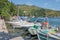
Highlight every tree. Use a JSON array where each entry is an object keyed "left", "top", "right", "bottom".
[{"left": 0, "top": 0, "right": 17, "bottom": 20}]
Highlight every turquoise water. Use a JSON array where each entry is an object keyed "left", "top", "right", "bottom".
[
  {"left": 48, "top": 18, "right": 60, "bottom": 26},
  {"left": 28, "top": 17, "right": 60, "bottom": 26}
]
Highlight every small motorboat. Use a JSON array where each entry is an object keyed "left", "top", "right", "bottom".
[
  {"left": 28, "top": 25, "right": 60, "bottom": 40},
  {"left": 28, "top": 17, "right": 60, "bottom": 40},
  {"left": 7, "top": 19, "right": 41, "bottom": 28},
  {"left": 38, "top": 29, "right": 60, "bottom": 40}
]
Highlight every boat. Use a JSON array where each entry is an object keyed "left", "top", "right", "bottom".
[
  {"left": 38, "top": 29, "right": 60, "bottom": 40},
  {"left": 7, "top": 17, "right": 41, "bottom": 28},
  {"left": 28, "top": 17, "right": 60, "bottom": 40},
  {"left": 28, "top": 24, "right": 60, "bottom": 40}
]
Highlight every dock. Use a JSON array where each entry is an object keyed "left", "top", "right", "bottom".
[{"left": 0, "top": 19, "right": 8, "bottom": 33}]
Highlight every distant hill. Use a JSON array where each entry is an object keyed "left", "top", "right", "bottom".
[
  {"left": 16, "top": 4, "right": 60, "bottom": 17},
  {"left": 0, "top": 0, "right": 60, "bottom": 20}
]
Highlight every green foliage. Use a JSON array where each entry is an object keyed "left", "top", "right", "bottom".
[
  {"left": 0, "top": 0, "right": 16, "bottom": 20},
  {"left": 0, "top": 0, "right": 60, "bottom": 21},
  {"left": 16, "top": 5, "right": 60, "bottom": 17}
]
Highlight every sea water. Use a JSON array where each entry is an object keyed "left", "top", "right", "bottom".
[
  {"left": 28, "top": 17, "right": 60, "bottom": 26},
  {"left": 48, "top": 17, "right": 60, "bottom": 26}
]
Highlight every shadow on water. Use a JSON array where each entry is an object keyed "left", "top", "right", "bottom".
[
  {"left": 0, "top": 32, "right": 11, "bottom": 40},
  {"left": 0, "top": 31, "right": 23, "bottom": 40},
  {"left": 1, "top": 29, "right": 59, "bottom": 40},
  {"left": 0, "top": 28, "right": 32, "bottom": 40}
]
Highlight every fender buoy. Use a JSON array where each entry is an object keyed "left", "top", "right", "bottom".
[{"left": 43, "top": 22, "right": 48, "bottom": 26}]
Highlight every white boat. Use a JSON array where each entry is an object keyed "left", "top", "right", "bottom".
[
  {"left": 7, "top": 19, "right": 41, "bottom": 28},
  {"left": 38, "top": 30, "right": 60, "bottom": 40},
  {"left": 28, "top": 17, "right": 60, "bottom": 40},
  {"left": 28, "top": 25, "right": 60, "bottom": 40}
]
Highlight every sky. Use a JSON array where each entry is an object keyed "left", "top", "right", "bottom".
[{"left": 9, "top": 0, "right": 60, "bottom": 10}]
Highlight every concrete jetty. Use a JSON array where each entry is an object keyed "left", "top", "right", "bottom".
[{"left": 0, "top": 19, "right": 8, "bottom": 33}]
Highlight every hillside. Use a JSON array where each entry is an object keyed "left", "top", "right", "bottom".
[
  {"left": 16, "top": 5, "right": 60, "bottom": 17},
  {"left": 0, "top": 0, "right": 60, "bottom": 20}
]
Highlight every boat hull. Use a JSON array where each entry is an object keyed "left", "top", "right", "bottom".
[{"left": 38, "top": 32, "right": 60, "bottom": 40}]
